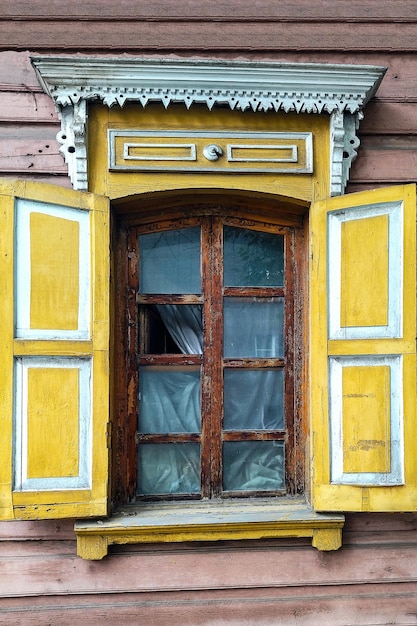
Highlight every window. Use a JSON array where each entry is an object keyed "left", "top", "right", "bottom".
[
  {"left": 2, "top": 180, "right": 416, "bottom": 559},
  {"left": 113, "top": 206, "right": 305, "bottom": 505}
]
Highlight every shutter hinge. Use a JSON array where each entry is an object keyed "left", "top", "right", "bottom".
[{"left": 106, "top": 422, "right": 112, "bottom": 449}]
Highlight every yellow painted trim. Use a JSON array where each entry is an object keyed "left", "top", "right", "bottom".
[
  {"left": 0, "top": 191, "right": 14, "bottom": 520},
  {"left": 14, "top": 340, "right": 93, "bottom": 357},
  {"left": 13, "top": 489, "right": 95, "bottom": 505},
  {"left": 74, "top": 501, "right": 344, "bottom": 559},
  {"left": 76, "top": 523, "right": 343, "bottom": 560},
  {"left": 329, "top": 339, "right": 416, "bottom": 356},
  {"left": 12, "top": 500, "right": 108, "bottom": 520}
]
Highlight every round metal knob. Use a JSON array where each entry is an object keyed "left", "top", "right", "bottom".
[{"left": 203, "top": 144, "right": 223, "bottom": 161}]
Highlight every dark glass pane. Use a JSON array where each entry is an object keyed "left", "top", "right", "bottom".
[
  {"left": 223, "top": 441, "right": 285, "bottom": 492},
  {"left": 224, "top": 369, "right": 284, "bottom": 430},
  {"left": 137, "top": 443, "right": 200, "bottom": 495},
  {"left": 224, "top": 226, "right": 284, "bottom": 287},
  {"left": 139, "top": 227, "right": 200, "bottom": 294},
  {"left": 139, "top": 367, "right": 200, "bottom": 434},
  {"left": 224, "top": 297, "right": 284, "bottom": 358}
]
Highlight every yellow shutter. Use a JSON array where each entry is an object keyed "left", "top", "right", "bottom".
[
  {"left": 0, "top": 180, "right": 109, "bottom": 520},
  {"left": 311, "top": 184, "right": 417, "bottom": 511}
]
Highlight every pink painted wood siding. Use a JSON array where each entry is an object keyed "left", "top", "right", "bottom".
[
  {"left": 1, "top": 4, "right": 417, "bottom": 624},
  {"left": 1, "top": 514, "right": 417, "bottom": 624}
]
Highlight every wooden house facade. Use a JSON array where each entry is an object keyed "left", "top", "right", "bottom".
[{"left": 1, "top": 3, "right": 417, "bottom": 624}]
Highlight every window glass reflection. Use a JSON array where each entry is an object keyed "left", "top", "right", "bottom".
[
  {"left": 139, "top": 227, "right": 201, "bottom": 294},
  {"left": 224, "top": 226, "right": 284, "bottom": 287},
  {"left": 224, "top": 369, "right": 284, "bottom": 430},
  {"left": 224, "top": 297, "right": 284, "bottom": 358}
]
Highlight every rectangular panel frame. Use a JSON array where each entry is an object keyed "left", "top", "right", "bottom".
[
  {"left": 328, "top": 201, "right": 403, "bottom": 340},
  {"left": 14, "top": 357, "right": 92, "bottom": 491},
  {"left": 329, "top": 355, "right": 403, "bottom": 486},
  {"left": 15, "top": 198, "right": 91, "bottom": 340},
  {"left": 109, "top": 130, "right": 313, "bottom": 174}
]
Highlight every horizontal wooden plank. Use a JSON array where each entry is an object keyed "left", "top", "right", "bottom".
[
  {"left": 2, "top": 537, "right": 417, "bottom": 597},
  {"left": 0, "top": 51, "right": 41, "bottom": 90},
  {"left": 0, "top": 91, "right": 58, "bottom": 123},
  {"left": 0, "top": 1, "right": 416, "bottom": 21},
  {"left": 362, "top": 101, "right": 417, "bottom": 134},
  {"left": 0, "top": 137, "right": 66, "bottom": 174},
  {"left": 350, "top": 146, "right": 417, "bottom": 184},
  {"left": 1, "top": 583, "right": 417, "bottom": 626},
  {"left": 0, "top": 172, "right": 71, "bottom": 186},
  {"left": 1, "top": 22, "right": 417, "bottom": 52},
  {"left": 0, "top": 519, "right": 75, "bottom": 540}
]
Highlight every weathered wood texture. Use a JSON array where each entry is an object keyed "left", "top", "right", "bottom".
[
  {"left": 2, "top": 5, "right": 417, "bottom": 624},
  {"left": 0, "top": 1, "right": 417, "bottom": 52},
  {"left": 1, "top": 515, "right": 417, "bottom": 625}
]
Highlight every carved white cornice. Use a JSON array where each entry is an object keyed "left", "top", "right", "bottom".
[{"left": 31, "top": 57, "right": 386, "bottom": 193}]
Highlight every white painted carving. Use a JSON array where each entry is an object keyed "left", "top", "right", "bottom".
[
  {"left": 330, "top": 111, "right": 362, "bottom": 196},
  {"left": 31, "top": 57, "right": 386, "bottom": 193},
  {"left": 57, "top": 101, "right": 88, "bottom": 190}
]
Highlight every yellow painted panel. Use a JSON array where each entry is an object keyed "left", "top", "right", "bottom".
[
  {"left": 27, "top": 368, "right": 79, "bottom": 479},
  {"left": 30, "top": 212, "right": 79, "bottom": 330},
  {"left": 341, "top": 215, "right": 389, "bottom": 328},
  {"left": 342, "top": 365, "right": 390, "bottom": 473}
]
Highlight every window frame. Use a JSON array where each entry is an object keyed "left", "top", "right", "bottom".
[{"left": 112, "top": 201, "right": 307, "bottom": 507}]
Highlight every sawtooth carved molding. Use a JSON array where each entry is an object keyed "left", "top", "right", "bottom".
[{"left": 31, "top": 57, "right": 386, "bottom": 193}]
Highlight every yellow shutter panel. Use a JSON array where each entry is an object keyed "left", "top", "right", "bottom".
[
  {"left": 0, "top": 180, "right": 109, "bottom": 520},
  {"left": 311, "top": 184, "right": 417, "bottom": 512}
]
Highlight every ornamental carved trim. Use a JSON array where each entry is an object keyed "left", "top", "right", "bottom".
[{"left": 31, "top": 57, "right": 386, "bottom": 193}]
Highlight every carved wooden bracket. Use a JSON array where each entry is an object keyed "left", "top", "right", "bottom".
[{"left": 31, "top": 57, "right": 386, "bottom": 194}]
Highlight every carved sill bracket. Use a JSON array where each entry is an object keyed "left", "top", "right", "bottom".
[
  {"left": 31, "top": 57, "right": 385, "bottom": 195},
  {"left": 75, "top": 500, "right": 345, "bottom": 560}
]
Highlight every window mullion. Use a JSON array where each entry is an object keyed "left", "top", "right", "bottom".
[
  {"left": 201, "top": 217, "right": 224, "bottom": 498},
  {"left": 200, "top": 218, "right": 213, "bottom": 497}
]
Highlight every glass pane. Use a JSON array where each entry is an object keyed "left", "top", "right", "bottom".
[
  {"left": 139, "top": 368, "right": 200, "bottom": 433},
  {"left": 139, "top": 227, "right": 201, "bottom": 294},
  {"left": 224, "top": 297, "right": 284, "bottom": 358},
  {"left": 224, "top": 369, "right": 284, "bottom": 430},
  {"left": 138, "top": 443, "right": 200, "bottom": 495},
  {"left": 223, "top": 441, "right": 285, "bottom": 492},
  {"left": 224, "top": 226, "right": 284, "bottom": 287}
]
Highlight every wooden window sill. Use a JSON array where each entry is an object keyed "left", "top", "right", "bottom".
[{"left": 74, "top": 498, "right": 344, "bottom": 559}]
